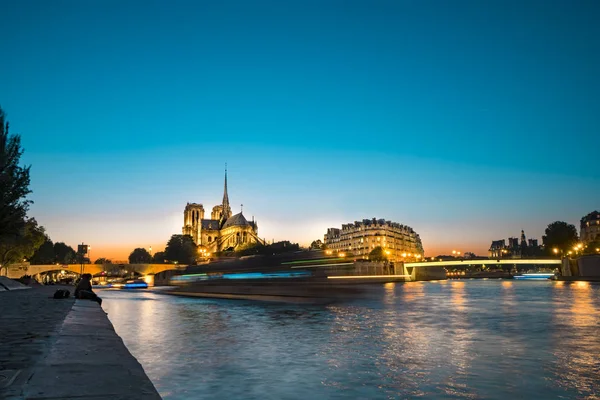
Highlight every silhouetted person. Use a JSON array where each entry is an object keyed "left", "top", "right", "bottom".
[{"left": 75, "top": 273, "right": 102, "bottom": 305}]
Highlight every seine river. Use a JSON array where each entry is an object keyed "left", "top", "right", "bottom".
[{"left": 101, "top": 280, "right": 600, "bottom": 400}]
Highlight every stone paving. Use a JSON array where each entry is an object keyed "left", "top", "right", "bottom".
[
  {"left": 0, "top": 284, "right": 161, "bottom": 399},
  {"left": 0, "top": 285, "right": 75, "bottom": 398}
]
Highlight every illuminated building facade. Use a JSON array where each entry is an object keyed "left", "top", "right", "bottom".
[
  {"left": 323, "top": 218, "right": 424, "bottom": 262},
  {"left": 580, "top": 211, "right": 600, "bottom": 244},
  {"left": 182, "top": 170, "right": 263, "bottom": 253},
  {"left": 489, "top": 230, "right": 541, "bottom": 258}
]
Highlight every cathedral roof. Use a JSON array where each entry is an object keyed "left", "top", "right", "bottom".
[
  {"left": 222, "top": 212, "right": 251, "bottom": 229},
  {"left": 201, "top": 219, "right": 220, "bottom": 230}
]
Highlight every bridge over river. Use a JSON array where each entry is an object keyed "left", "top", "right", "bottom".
[
  {"left": 405, "top": 259, "right": 562, "bottom": 268},
  {"left": 3, "top": 263, "right": 184, "bottom": 280}
]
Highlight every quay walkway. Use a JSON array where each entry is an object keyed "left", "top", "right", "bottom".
[{"left": 0, "top": 284, "right": 160, "bottom": 399}]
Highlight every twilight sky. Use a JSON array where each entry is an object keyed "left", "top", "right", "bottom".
[{"left": 1, "top": 0, "right": 599, "bottom": 261}]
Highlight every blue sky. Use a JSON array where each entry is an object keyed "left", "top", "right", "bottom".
[{"left": 1, "top": 0, "right": 599, "bottom": 260}]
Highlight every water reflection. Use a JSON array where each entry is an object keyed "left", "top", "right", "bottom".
[
  {"left": 450, "top": 280, "right": 466, "bottom": 311},
  {"left": 552, "top": 281, "right": 600, "bottom": 398},
  {"left": 101, "top": 281, "right": 600, "bottom": 400}
]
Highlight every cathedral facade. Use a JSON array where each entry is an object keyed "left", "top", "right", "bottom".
[{"left": 182, "top": 170, "right": 263, "bottom": 252}]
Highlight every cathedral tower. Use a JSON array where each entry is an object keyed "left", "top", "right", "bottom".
[{"left": 222, "top": 167, "right": 232, "bottom": 220}]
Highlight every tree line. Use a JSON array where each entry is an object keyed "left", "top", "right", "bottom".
[
  {"left": 124, "top": 238, "right": 302, "bottom": 264},
  {"left": 125, "top": 234, "right": 198, "bottom": 264}
]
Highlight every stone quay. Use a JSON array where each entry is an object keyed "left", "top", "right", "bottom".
[{"left": 0, "top": 282, "right": 160, "bottom": 399}]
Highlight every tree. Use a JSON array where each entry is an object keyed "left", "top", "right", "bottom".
[
  {"left": 0, "top": 107, "right": 37, "bottom": 275},
  {"left": 29, "top": 238, "right": 55, "bottom": 264},
  {"left": 152, "top": 251, "right": 166, "bottom": 263},
  {"left": 235, "top": 242, "right": 261, "bottom": 256},
  {"left": 164, "top": 235, "right": 197, "bottom": 264},
  {"left": 310, "top": 239, "right": 323, "bottom": 250},
  {"left": 542, "top": 221, "right": 579, "bottom": 254},
  {"left": 54, "top": 242, "right": 77, "bottom": 264},
  {"left": 369, "top": 246, "right": 388, "bottom": 262},
  {"left": 0, "top": 107, "right": 32, "bottom": 238},
  {"left": 94, "top": 258, "right": 112, "bottom": 264},
  {"left": 129, "top": 248, "right": 152, "bottom": 264},
  {"left": 0, "top": 218, "right": 46, "bottom": 273}
]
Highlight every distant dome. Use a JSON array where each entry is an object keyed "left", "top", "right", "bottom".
[{"left": 222, "top": 212, "right": 250, "bottom": 229}]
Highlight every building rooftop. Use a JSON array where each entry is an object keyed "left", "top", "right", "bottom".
[
  {"left": 581, "top": 210, "right": 600, "bottom": 222},
  {"left": 222, "top": 212, "right": 251, "bottom": 229},
  {"left": 201, "top": 219, "right": 220, "bottom": 230}
]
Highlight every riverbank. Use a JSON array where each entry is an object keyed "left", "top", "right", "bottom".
[{"left": 0, "top": 284, "right": 160, "bottom": 399}]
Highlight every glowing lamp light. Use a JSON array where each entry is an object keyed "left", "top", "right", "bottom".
[{"left": 553, "top": 248, "right": 558, "bottom": 254}]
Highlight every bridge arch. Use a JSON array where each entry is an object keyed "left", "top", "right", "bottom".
[{"left": 5, "top": 263, "right": 186, "bottom": 283}]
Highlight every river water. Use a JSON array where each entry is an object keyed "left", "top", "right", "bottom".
[{"left": 101, "top": 280, "right": 600, "bottom": 400}]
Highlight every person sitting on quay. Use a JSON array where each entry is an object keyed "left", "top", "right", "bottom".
[{"left": 74, "top": 273, "right": 102, "bottom": 305}]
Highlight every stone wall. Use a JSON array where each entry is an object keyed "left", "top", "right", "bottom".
[
  {"left": 577, "top": 255, "right": 600, "bottom": 277},
  {"left": 405, "top": 265, "right": 447, "bottom": 281}
]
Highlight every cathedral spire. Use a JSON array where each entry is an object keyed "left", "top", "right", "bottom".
[{"left": 222, "top": 164, "right": 232, "bottom": 219}]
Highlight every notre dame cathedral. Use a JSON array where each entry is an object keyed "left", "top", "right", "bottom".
[{"left": 182, "top": 169, "right": 263, "bottom": 252}]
